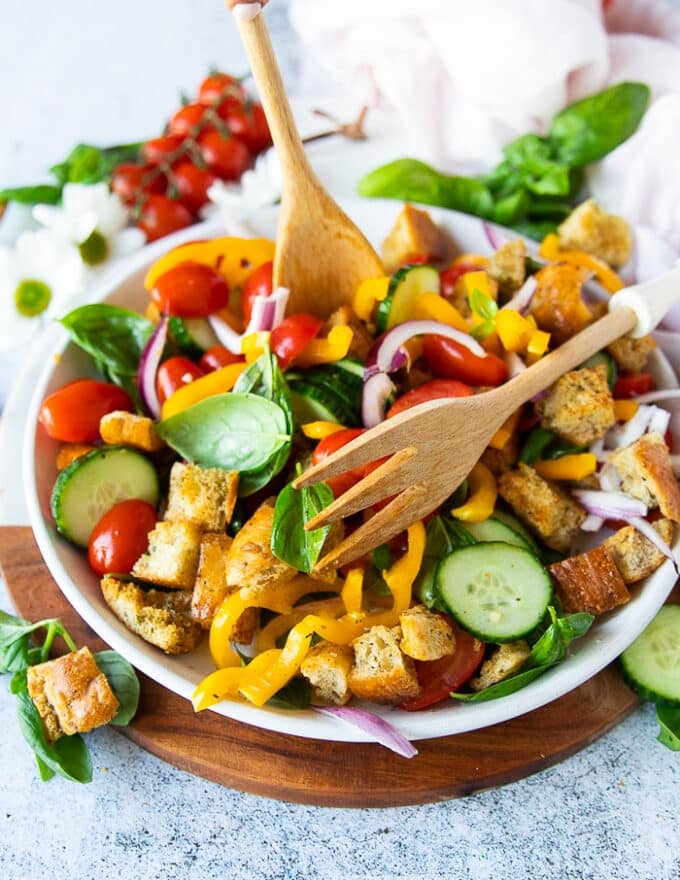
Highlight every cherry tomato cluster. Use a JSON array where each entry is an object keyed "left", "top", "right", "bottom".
[{"left": 110, "top": 73, "right": 272, "bottom": 243}]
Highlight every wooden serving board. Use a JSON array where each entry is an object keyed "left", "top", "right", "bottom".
[{"left": 0, "top": 525, "right": 645, "bottom": 808}]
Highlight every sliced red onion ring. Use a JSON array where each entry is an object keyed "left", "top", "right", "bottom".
[
  {"left": 634, "top": 387, "right": 680, "bottom": 405},
  {"left": 364, "top": 336, "right": 408, "bottom": 378},
  {"left": 589, "top": 438, "right": 610, "bottom": 465},
  {"left": 648, "top": 406, "right": 671, "bottom": 438},
  {"left": 376, "top": 320, "right": 484, "bottom": 374},
  {"left": 581, "top": 513, "right": 605, "bottom": 532},
  {"left": 504, "top": 351, "right": 527, "bottom": 379},
  {"left": 314, "top": 706, "right": 418, "bottom": 758},
  {"left": 208, "top": 313, "right": 245, "bottom": 354},
  {"left": 270, "top": 286, "right": 290, "bottom": 328},
  {"left": 137, "top": 313, "right": 169, "bottom": 420},
  {"left": 571, "top": 489, "right": 647, "bottom": 520},
  {"left": 628, "top": 516, "right": 679, "bottom": 572},
  {"left": 482, "top": 220, "right": 508, "bottom": 252},
  {"left": 362, "top": 372, "right": 396, "bottom": 427},
  {"left": 598, "top": 463, "right": 621, "bottom": 492},
  {"left": 502, "top": 276, "right": 537, "bottom": 315},
  {"left": 605, "top": 404, "right": 654, "bottom": 449},
  {"left": 246, "top": 296, "right": 275, "bottom": 334}
]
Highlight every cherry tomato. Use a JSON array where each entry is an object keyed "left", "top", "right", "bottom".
[
  {"left": 110, "top": 163, "right": 165, "bottom": 207},
  {"left": 440, "top": 263, "right": 484, "bottom": 298},
  {"left": 387, "top": 378, "right": 473, "bottom": 418},
  {"left": 400, "top": 617, "right": 486, "bottom": 711},
  {"left": 152, "top": 262, "right": 229, "bottom": 317},
  {"left": 88, "top": 499, "right": 158, "bottom": 577},
  {"left": 219, "top": 101, "right": 272, "bottom": 153},
  {"left": 155, "top": 357, "right": 205, "bottom": 405},
  {"left": 198, "top": 345, "right": 245, "bottom": 372},
  {"left": 312, "top": 428, "right": 367, "bottom": 497},
  {"left": 241, "top": 260, "right": 274, "bottom": 323},
  {"left": 168, "top": 102, "right": 208, "bottom": 136},
  {"left": 137, "top": 195, "right": 194, "bottom": 242},
  {"left": 172, "top": 160, "right": 216, "bottom": 212},
  {"left": 613, "top": 372, "right": 655, "bottom": 399},
  {"left": 422, "top": 335, "right": 508, "bottom": 387},
  {"left": 198, "top": 130, "right": 252, "bottom": 180},
  {"left": 141, "top": 135, "right": 185, "bottom": 165},
  {"left": 198, "top": 73, "right": 247, "bottom": 106},
  {"left": 270, "top": 313, "right": 323, "bottom": 369},
  {"left": 39, "top": 379, "right": 132, "bottom": 442}
]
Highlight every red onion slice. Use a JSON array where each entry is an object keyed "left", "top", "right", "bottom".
[
  {"left": 598, "top": 463, "right": 621, "bottom": 492},
  {"left": 634, "top": 388, "right": 680, "bottom": 405},
  {"left": 376, "top": 320, "right": 484, "bottom": 374},
  {"left": 501, "top": 276, "right": 537, "bottom": 315},
  {"left": 364, "top": 336, "right": 408, "bottom": 378},
  {"left": 137, "top": 313, "right": 169, "bottom": 420},
  {"left": 362, "top": 372, "right": 396, "bottom": 427},
  {"left": 208, "top": 313, "right": 246, "bottom": 354},
  {"left": 314, "top": 706, "right": 418, "bottom": 758},
  {"left": 648, "top": 407, "right": 671, "bottom": 438},
  {"left": 589, "top": 438, "right": 610, "bottom": 465},
  {"left": 581, "top": 513, "right": 605, "bottom": 532},
  {"left": 571, "top": 489, "right": 647, "bottom": 520},
  {"left": 605, "top": 405, "right": 654, "bottom": 449},
  {"left": 482, "top": 220, "right": 507, "bottom": 252},
  {"left": 504, "top": 351, "right": 527, "bottom": 379}
]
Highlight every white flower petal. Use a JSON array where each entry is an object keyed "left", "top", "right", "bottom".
[{"left": 109, "top": 226, "right": 146, "bottom": 259}]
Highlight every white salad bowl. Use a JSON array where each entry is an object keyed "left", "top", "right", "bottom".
[{"left": 23, "top": 198, "right": 680, "bottom": 743}]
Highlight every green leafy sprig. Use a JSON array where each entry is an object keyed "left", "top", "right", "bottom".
[{"left": 271, "top": 463, "right": 334, "bottom": 573}]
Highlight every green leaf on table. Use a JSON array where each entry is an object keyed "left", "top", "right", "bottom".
[
  {"left": 656, "top": 704, "right": 680, "bottom": 751},
  {"left": 0, "top": 184, "right": 62, "bottom": 206},
  {"left": 0, "top": 612, "right": 67, "bottom": 674},
  {"left": 93, "top": 650, "right": 140, "bottom": 726},
  {"left": 271, "top": 468, "right": 334, "bottom": 573}
]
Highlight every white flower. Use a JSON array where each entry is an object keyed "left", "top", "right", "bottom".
[
  {"left": 33, "top": 182, "right": 145, "bottom": 265},
  {"left": 0, "top": 229, "right": 86, "bottom": 357},
  {"left": 205, "top": 148, "right": 281, "bottom": 221}
]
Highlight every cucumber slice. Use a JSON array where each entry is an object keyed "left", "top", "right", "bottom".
[
  {"left": 169, "top": 317, "right": 219, "bottom": 357},
  {"left": 289, "top": 381, "right": 357, "bottom": 427},
  {"left": 463, "top": 516, "right": 535, "bottom": 551},
  {"left": 620, "top": 605, "right": 680, "bottom": 705},
  {"left": 51, "top": 446, "right": 159, "bottom": 547},
  {"left": 376, "top": 264, "right": 440, "bottom": 332},
  {"left": 491, "top": 509, "right": 541, "bottom": 555},
  {"left": 579, "top": 351, "right": 617, "bottom": 390},
  {"left": 435, "top": 542, "right": 552, "bottom": 642}
]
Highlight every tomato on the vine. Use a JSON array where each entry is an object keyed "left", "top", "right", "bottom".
[
  {"left": 172, "top": 160, "right": 216, "bottom": 212},
  {"left": 198, "top": 345, "right": 245, "bottom": 372},
  {"left": 387, "top": 378, "right": 473, "bottom": 418},
  {"left": 198, "top": 130, "right": 252, "bottom": 180},
  {"left": 151, "top": 262, "right": 229, "bottom": 317},
  {"left": 241, "top": 260, "right": 274, "bottom": 323},
  {"left": 141, "top": 135, "right": 185, "bottom": 165},
  {"left": 88, "top": 499, "right": 158, "bottom": 577},
  {"left": 137, "top": 195, "right": 194, "bottom": 242},
  {"left": 198, "top": 73, "right": 246, "bottom": 106},
  {"left": 155, "top": 357, "right": 205, "bottom": 405},
  {"left": 270, "top": 313, "right": 323, "bottom": 369},
  {"left": 168, "top": 102, "right": 209, "bottom": 136},
  {"left": 219, "top": 101, "right": 271, "bottom": 153},
  {"left": 110, "top": 163, "right": 165, "bottom": 207},
  {"left": 422, "top": 335, "right": 508, "bottom": 386},
  {"left": 39, "top": 379, "right": 132, "bottom": 442}
]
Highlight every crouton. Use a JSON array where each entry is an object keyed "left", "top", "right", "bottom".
[
  {"left": 557, "top": 199, "right": 632, "bottom": 268},
  {"left": 610, "top": 432, "right": 680, "bottom": 521},
  {"left": 498, "top": 462, "right": 586, "bottom": 552},
  {"left": 164, "top": 461, "right": 239, "bottom": 532},
  {"left": 606, "top": 334, "right": 656, "bottom": 374},
  {"left": 603, "top": 518, "right": 675, "bottom": 584},
  {"left": 469, "top": 640, "right": 530, "bottom": 692},
  {"left": 487, "top": 239, "right": 526, "bottom": 300},
  {"left": 56, "top": 443, "right": 96, "bottom": 470},
  {"left": 99, "top": 410, "right": 165, "bottom": 452},
  {"left": 399, "top": 605, "right": 456, "bottom": 661},
  {"left": 381, "top": 204, "right": 444, "bottom": 273},
  {"left": 300, "top": 642, "right": 354, "bottom": 705},
  {"left": 191, "top": 532, "right": 231, "bottom": 628},
  {"left": 101, "top": 575, "right": 203, "bottom": 654},
  {"left": 549, "top": 544, "right": 630, "bottom": 615},
  {"left": 481, "top": 432, "right": 520, "bottom": 475},
  {"left": 26, "top": 647, "right": 120, "bottom": 742},
  {"left": 132, "top": 520, "right": 202, "bottom": 589},
  {"left": 323, "top": 305, "right": 374, "bottom": 362},
  {"left": 348, "top": 625, "right": 421, "bottom": 704},
  {"left": 535, "top": 365, "right": 615, "bottom": 447},
  {"left": 530, "top": 261, "right": 593, "bottom": 345}
]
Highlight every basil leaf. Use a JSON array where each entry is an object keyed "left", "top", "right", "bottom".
[
  {"left": 451, "top": 666, "right": 548, "bottom": 702},
  {"left": 0, "top": 184, "right": 62, "bottom": 206},
  {"left": 50, "top": 142, "right": 142, "bottom": 186},
  {"left": 414, "top": 515, "right": 475, "bottom": 608},
  {"left": 157, "top": 392, "right": 291, "bottom": 473},
  {"left": 271, "top": 476, "right": 334, "bottom": 573},
  {"left": 657, "top": 705, "right": 680, "bottom": 751},
  {"left": 266, "top": 676, "right": 311, "bottom": 710},
  {"left": 492, "top": 188, "right": 530, "bottom": 225},
  {"left": 549, "top": 82, "right": 650, "bottom": 166},
  {"left": 35, "top": 756, "right": 56, "bottom": 782},
  {"left": 0, "top": 612, "right": 58, "bottom": 673},
  {"left": 93, "top": 650, "right": 140, "bottom": 726}
]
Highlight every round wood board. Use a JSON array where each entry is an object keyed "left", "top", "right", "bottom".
[{"left": 0, "top": 525, "right": 645, "bottom": 808}]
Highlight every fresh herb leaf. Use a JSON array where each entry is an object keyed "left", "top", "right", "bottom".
[
  {"left": 266, "top": 676, "right": 312, "bottom": 710},
  {"left": 656, "top": 704, "right": 680, "bottom": 751},
  {"left": 93, "top": 650, "right": 140, "bottom": 726},
  {"left": 452, "top": 666, "right": 548, "bottom": 702},
  {"left": 271, "top": 468, "right": 334, "bottom": 573},
  {"left": 469, "top": 288, "right": 498, "bottom": 341},
  {"left": 0, "top": 612, "right": 75, "bottom": 673},
  {"left": 0, "top": 184, "right": 62, "bottom": 206},
  {"left": 50, "top": 142, "right": 142, "bottom": 186}
]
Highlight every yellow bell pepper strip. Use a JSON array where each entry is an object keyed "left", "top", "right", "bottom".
[
  {"left": 353, "top": 276, "right": 390, "bottom": 322},
  {"left": 411, "top": 292, "right": 470, "bottom": 332},
  {"left": 451, "top": 462, "right": 498, "bottom": 523},
  {"left": 538, "top": 233, "right": 624, "bottom": 293},
  {"left": 489, "top": 408, "right": 521, "bottom": 451},
  {"left": 241, "top": 330, "right": 270, "bottom": 363},
  {"left": 614, "top": 399, "right": 640, "bottom": 421},
  {"left": 295, "top": 325, "right": 354, "bottom": 368},
  {"left": 462, "top": 270, "right": 494, "bottom": 300},
  {"left": 192, "top": 649, "right": 281, "bottom": 712},
  {"left": 533, "top": 453, "right": 597, "bottom": 481},
  {"left": 160, "top": 362, "right": 247, "bottom": 420},
  {"left": 360, "top": 521, "right": 426, "bottom": 628},
  {"left": 496, "top": 309, "right": 533, "bottom": 353},
  {"left": 538, "top": 233, "right": 561, "bottom": 261},
  {"left": 526, "top": 328, "right": 551, "bottom": 365},
  {"left": 255, "top": 598, "right": 346, "bottom": 653},
  {"left": 144, "top": 236, "right": 275, "bottom": 292},
  {"left": 450, "top": 253, "right": 489, "bottom": 268},
  {"left": 341, "top": 567, "right": 365, "bottom": 615},
  {"left": 301, "top": 420, "right": 347, "bottom": 439}
]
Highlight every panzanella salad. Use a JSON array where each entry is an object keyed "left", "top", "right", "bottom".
[{"left": 38, "top": 200, "right": 680, "bottom": 738}]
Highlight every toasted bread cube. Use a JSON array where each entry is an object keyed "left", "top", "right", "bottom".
[
  {"left": 101, "top": 575, "right": 203, "bottom": 654},
  {"left": 191, "top": 532, "right": 232, "bottom": 629},
  {"left": 381, "top": 204, "right": 444, "bottom": 273},
  {"left": 99, "top": 410, "right": 165, "bottom": 452},
  {"left": 399, "top": 605, "right": 456, "bottom": 661},
  {"left": 324, "top": 305, "right": 374, "bottom": 362},
  {"left": 557, "top": 199, "right": 632, "bottom": 268},
  {"left": 300, "top": 642, "right": 354, "bottom": 706},
  {"left": 348, "top": 625, "right": 421, "bottom": 704},
  {"left": 56, "top": 443, "right": 96, "bottom": 471},
  {"left": 481, "top": 432, "right": 520, "bottom": 475},
  {"left": 26, "top": 647, "right": 120, "bottom": 742},
  {"left": 530, "top": 261, "right": 593, "bottom": 346},
  {"left": 469, "top": 640, "right": 530, "bottom": 692},
  {"left": 164, "top": 462, "right": 239, "bottom": 531},
  {"left": 603, "top": 518, "right": 675, "bottom": 584},
  {"left": 225, "top": 499, "right": 297, "bottom": 598},
  {"left": 606, "top": 334, "right": 656, "bottom": 374},
  {"left": 487, "top": 239, "right": 526, "bottom": 299},
  {"left": 610, "top": 432, "right": 680, "bottom": 522},
  {"left": 132, "top": 520, "right": 202, "bottom": 589},
  {"left": 549, "top": 544, "right": 630, "bottom": 615},
  {"left": 498, "top": 462, "right": 585, "bottom": 552},
  {"left": 535, "top": 365, "right": 615, "bottom": 447}
]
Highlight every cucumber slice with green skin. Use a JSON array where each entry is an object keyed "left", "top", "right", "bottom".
[
  {"left": 169, "top": 317, "right": 219, "bottom": 357},
  {"left": 491, "top": 509, "right": 541, "bottom": 555},
  {"left": 620, "top": 605, "right": 680, "bottom": 705},
  {"left": 289, "top": 381, "right": 357, "bottom": 427},
  {"left": 376, "top": 264, "right": 440, "bottom": 333},
  {"left": 51, "top": 446, "right": 160, "bottom": 547},
  {"left": 463, "top": 516, "right": 535, "bottom": 551},
  {"left": 295, "top": 372, "right": 362, "bottom": 423},
  {"left": 435, "top": 542, "right": 552, "bottom": 642}
]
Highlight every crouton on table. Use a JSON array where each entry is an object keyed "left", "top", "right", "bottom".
[
  {"left": 535, "top": 365, "right": 615, "bottom": 447},
  {"left": 132, "top": 520, "right": 203, "bottom": 589},
  {"left": 164, "top": 462, "right": 239, "bottom": 532},
  {"left": 610, "top": 433, "right": 680, "bottom": 522},
  {"left": 549, "top": 544, "right": 630, "bottom": 615}
]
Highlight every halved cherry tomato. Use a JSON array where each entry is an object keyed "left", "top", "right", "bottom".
[
  {"left": 172, "top": 160, "right": 216, "bottom": 213},
  {"left": 312, "top": 428, "right": 367, "bottom": 497},
  {"left": 198, "top": 130, "right": 252, "bottom": 181},
  {"left": 422, "top": 335, "right": 508, "bottom": 386},
  {"left": 387, "top": 378, "right": 473, "bottom": 418},
  {"left": 39, "top": 379, "right": 132, "bottom": 443},
  {"left": 198, "top": 345, "right": 245, "bottom": 372},
  {"left": 400, "top": 617, "right": 486, "bottom": 711},
  {"left": 151, "top": 262, "right": 229, "bottom": 317},
  {"left": 88, "top": 499, "right": 158, "bottom": 577},
  {"left": 613, "top": 372, "right": 655, "bottom": 399},
  {"left": 168, "top": 102, "right": 209, "bottom": 136},
  {"left": 270, "top": 313, "right": 323, "bottom": 370},
  {"left": 137, "top": 195, "right": 194, "bottom": 242},
  {"left": 439, "top": 263, "right": 484, "bottom": 298},
  {"left": 141, "top": 135, "right": 185, "bottom": 165},
  {"left": 197, "top": 73, "right": 247, "bottom": 106},
  {"left": 241, "top": 260, "right": 274, "bottom": 323},
  {"left": 155, "top": 357, "right": 205, "bottom": 405}
]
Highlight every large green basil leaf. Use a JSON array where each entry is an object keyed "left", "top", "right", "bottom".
[
  {"left": 50, "top": 142, "right": 142, "bottom": 186},
  {"left": 657, "top": 705, "right": 680, "bottom": 751},
  {"left": 93, "top": 650, "right": 140, "bottom": 726},
  {"left": 0, "top": 184, "right": 62, "bottom": 206},
  {"left": 271, "top": 475, "right": 334, "bottom": 573}
]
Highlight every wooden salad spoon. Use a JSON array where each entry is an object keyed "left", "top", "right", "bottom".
[
  {"left": 229, "top": 1, "right": 384, "bottom": 317},
  {"left": 294, "top": 267, "right": 680, "bottom": 569}
]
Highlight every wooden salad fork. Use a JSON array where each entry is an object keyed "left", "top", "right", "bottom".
[
  {"left": 230, "top": 2, "right": 384, "bottom": 318},
  {"left": 295, "top": 267, "right": 680, "bottom": 569}
]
